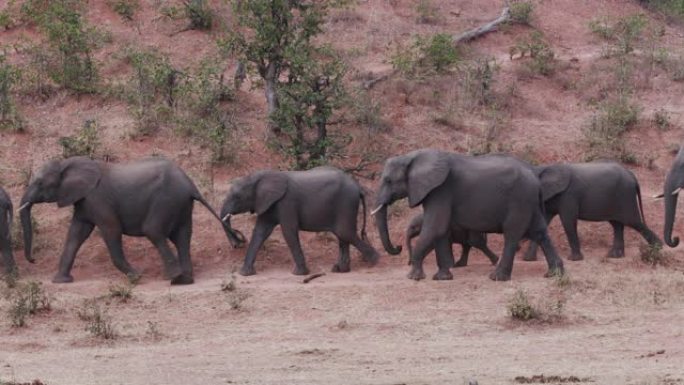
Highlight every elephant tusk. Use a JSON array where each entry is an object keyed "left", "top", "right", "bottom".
[
  {"left": 221, "top": 213, "right": 232, "bottom": 222},
  {"left": 370, "top": 205, "right": 384, "bottom": 216},
  {"left": 653, "top": 193, "right": 664, "bottom": 199},
  {"left": 18, "top": 202, "right": 30, "bottom": 211},
  {"left": 672, "top": 187, "right": 682, "bottom": 196}
]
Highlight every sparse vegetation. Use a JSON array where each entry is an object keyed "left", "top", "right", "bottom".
[
  {"left": 108, "top": 0, "right": 139, "bottom": 21},
  {"left": 221, "top": 273, "right": 249, "bottom": 310},
  {"left": 639, "top": 0, "right": 684, "bottom": 21},
  {"left": 59, "top": 119, "right": 100, "bottom": 158},
  {"left": 583, "top": 96, "right": 639, "bottom": 162},
  {"left": 391, "top": 34, "right": 460, "bottom": 78},
  {"left": 639, "top": 243, "right": 670, "bottom": 266},
  {"left": 508, "top": 288, "right": 565, "bottom": 323},
  {"left": 0, "top": 53, "right": 23, "bottom": 132},
  {"left": 509, "top": 1, "right": 534, "bottom": 25},
  {"left": 350, "top": 89, "right": 389, "bottom": 133},
  {"left": 183, "top": 0, "right": 213, "bottom": 30},
  {"left": 510, "top": 31, "right": 556, "bottom": 76},
  {"left": 6, "top": 281, "right": 51, "bottom": 327},
  {"left": 78, "top": 302, "right": 116, "bottom": 339},
  {"left": 108, "top": 283, "right": 133, "bottom": 302},
  {"left": 654, "top": 108, "right": 671, "bottom": 130},
  {"left": 415, "top": 0, "right": 441, "bottom": 24},
  {"left": 145, "top": 320, "right": 163, "bottom": 340},
  {"left": 589, "top": 14, "right": 647, "bottom": 56}
]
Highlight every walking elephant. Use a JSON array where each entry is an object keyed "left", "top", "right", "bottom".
[
  {"left": 0, "top": 187, "right": 15, "bottom": 276},
  {"left": 523, "top": 162, "right": 661, "bottom": 261},
  {"left": 373, "top": 149, "right": 564, "bottom": 281},
  {"left": 19, "top": 156, "right": 245, "bottom": 284},
  {"left": 405, "top": 213, "right": 499, "bottom": 267},
  {"left": 220, "top": 167, "right": 380, "bottom": 276},
  {"left": 662, "top": 146, "right": 684, "bottom": 247}
]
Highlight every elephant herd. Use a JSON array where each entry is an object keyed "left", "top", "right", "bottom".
[{"left": 1, "top": 146, "right": 683, "bottom": 285}]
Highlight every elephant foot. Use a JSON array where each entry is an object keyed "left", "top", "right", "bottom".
[
  {"left": 293, "top": 265, "right": 310, "bottom": 276},
  {"left": 331, "top": 263, "right": 350, "bottom": 273},
  {"left": 52, "top": 273, "right": 74, "bottom": 284},
  {"left": 488, "top": 257, "right": 500, "bottom": 266},
  {"left": 163, "top": 265, "right": 183, "bottom": 281},
  {"left": 489, "top": 269, "right": 511, "bottom": 281},
  {"left": 544, "top": 266, "right": 565, "bottom": 278},
  {"left": 126, "top": 269, "right": 143, "bottom": 284},
  {"left": 522, "top": 252, "right": 538, "bottom": 261},
  {"left": 362, "top": 251, "right": 380, "bottom": 266},
  {"left": 454, "top": 258, "right": 468, "bottom": 267},
  {"left": 606, "top": 248, "right": 625, "bottom": 259},
  {"left": 407, "top": 265, "right": 426, "bottom": 281},
  {"left": 567, "top": 252, "right": 584, "bottom": 261},
  {"left": 239, "top": 265, "right": 256, "bottom": 276},
  {"left": 170, "top": 274, "right": 194, "bottom": 285},
  {"left": 432, "top": 269, "right": 453, "bottom": 281}
]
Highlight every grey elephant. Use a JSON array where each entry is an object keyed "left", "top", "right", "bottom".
[
  {"left": 19, "top": 156, "right": 245, "bottom": 284},
  {"left": 220, "top": 167, "right": 380, "bottom": 276},
  {"left": 1, "top": 187, "right": 15, "bottom": 276},
  {"left": 523, "top": 162, "right": 660, "bottom": 261},
  {"left": 373, "top": 149, "right": 564, "bottom": 281},
  {"left": 662, "top": 145, "right": 684, "bottom": 247},
  {"left": 405, "top": 213, "right": 499, "bottom": 267}
]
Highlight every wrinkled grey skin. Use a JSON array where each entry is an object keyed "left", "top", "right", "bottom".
[
  {"left": 221, "top": 167, "right": 379, "bottom": 276},
  {"left": 374, "top": 149, "right": 564, "bottom": 281},
  {"left": 662, "top": 146, "right": 684, "bottom": 248},
  {"left": 20, "top": 156, "right": 245, "bottom": 284},
  {"left": 0, "top": 187, "right": 15, "bottom": 276},
  {"left": 405, "top": 213, "right": 499, "bottom": 267},
  {"left": 523, "top": 162, "right": 661, "bottom": 261}
]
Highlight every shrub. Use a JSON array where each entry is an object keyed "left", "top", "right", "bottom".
[
  {"left": 509, "top": 1, "right": 534, "bottom": 25},
  {"left": 391, "top": 34, "right": 460, "bottom": 78},
  {"left": 59, "top": 119, "right": 100, "bottom": 158},
  {"left": 349, "top": 89, "right": 389, "bottom": 133},
  {"left": 589, "top": 14, "right": 647, "bottom": 56},
  {"left": 0, "top": 53, "right": 24, "bottom": 132},
  {"left": 108, "top": 0, "right": 139, "bottom": 21},
  {"left": 415, "top": 0, "right": 441, "bottom": 24},
  {"left": 183, "top": 0, "right": 213, "bottom": 30},
  {"left": 108, "top": 283, "right": 133, "bottom": 302},
  {"left": 7, "top": 281, "right": 51, "bottom": 327},
  {"left": 461, "top": 58, "right": 500, "bottom": 107},
  {"left": 78, "top": 302, "right": 116, "bottom": 339},
  {"left": 654, "top": 108, "right": 671, "bottom": 130},
  {"left": 639, "top": 243, "right": 670, "bottom": 266},
  {"left": 583, "top": 96, "right": 639, "bottom": 162},
  {"left": 508, "top": 289, "right": 538, "bottom": 321},
  {"left": 510, "top": 31, "right": 555, "bottom": 76},
  {"left": 639, "top": 0, "right": 684, "bottom": 21}
]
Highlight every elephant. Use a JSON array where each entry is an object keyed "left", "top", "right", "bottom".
[
  {"left": 220, "top": 167, "right": 380, "bottom": 276},
  {"left": 0, "top": 187, "right": 15, "bottom": 276},
  {"left": 405, "top": 213, "right": 499, "bottom": 267},
  {"left": 662, "top": 145, "right": 684, "bottom": 247},
  {"left": 19, "top": 156, "right": 246, "bottom": 284},
  {"left": 523, "top": 162, "right": 661, "bottom": 261},
  {"left": 373, "top": 149, "right": 564, "bottom": 281}
]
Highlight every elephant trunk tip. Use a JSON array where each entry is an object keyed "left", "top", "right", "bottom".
[{"left": 665, "top": 236, "right": 680, "bottom": 248}]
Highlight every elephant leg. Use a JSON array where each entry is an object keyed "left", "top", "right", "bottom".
[
  {"left": 559, "top": 214, "right": 583, "bottom": 261},
  {"left": 432, "top": 237, "right": 454, "bottom": 280},
  {"left": 240, "top": 216, "right": 277, "bottom": 276},
  {"left": 1, "top": 237, "right": 15, "bottom": 275},
  {"left": 350, "top": 235, "right": 380, "bottom": 265},
  {"left": 169, "top": 219, "right": 194, "bottom": 284},
  {"left": 281, "top": 225, "right": 309, "bottom": 276},
  {"left": 332, "top": 240, "right": 351, "bottom": 273},
  {"left": 53, "top": 218, "right": 94, "bottom": 283},
  {"left": 631, "top": 222, "right": 662, "bottom": 247},
  {"left": 607, "top": 221, "right": 625, "bottom": 258},
  {"left": 144, "top": 233, "right": 183, "bottom": 282},
  {"left": 522, "top": 241, "right": 539, "bottom": 261},
  {"left": 454, "top": 244, "right": 470, "bottom": 267},
  {"left": 489, "top": 235, "right": 521, "bottom": 281},
  {"left": 479, "top": 244, "right": 500, "bottom": 266}
]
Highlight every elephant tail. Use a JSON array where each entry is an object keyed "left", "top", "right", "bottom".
[
  {"left": 193, "top": 193, "right": 246, "bottom": 247},
  {"left": 636, "top": 183, "right": 647, "bottom": 225},
  {"left": 360, "top": 190, "right": 369, "bottom": 241}
]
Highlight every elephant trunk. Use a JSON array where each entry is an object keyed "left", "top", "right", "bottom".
[
  {"left": 221, "top": 214, "right": 246, "bottom": 248},
  {"left": 375, "top": 205, "right": 402, "bottom": 255},
  {"left": 19, "top": 198, "right": 35, "bottom": 263},
  {"left": 664, "top": 175, "right": 680, "bottom": 247}
]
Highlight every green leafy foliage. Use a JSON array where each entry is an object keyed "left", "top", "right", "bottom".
[
  {"left": 391, "top": 33, "right": 460, "bottom": 78},
  {"left": 415, "top": 0, "right": 441, "bottom": 24},
  {"left": 183, "top": 0, "right": 213, "bottom": 30},
  {"left": 509, "top": 1, "right": 534, "bottom": 25},
  {"left": 59, "top": 119, "right": 100, "bottom": 158},
  {"left": 78, "top": 302, "right": 116, "bottom": 340},
  {"left": 6, "top": 281, "right": 51, "bottom": 327},
  {"left": 589, "top": 14, "right": 647, "bottom": 56},
  {"left": 108, "top": 0, "right": 139, "bottom": 21},
  {"left": 510, "top": 31, "right": 555, "bottom": 76},
  {"left": 0, "top": 53, "right": 24, "bottom": 132}
]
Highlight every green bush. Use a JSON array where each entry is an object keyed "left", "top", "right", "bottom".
[
  {"left": 78, "top": 302, "right": 116, "bottom": 339},
  {"left": 509, "top": 1, "right": 534, "bottom": 25},
  {"left": 583, "top": 96, "right": 639, "bottom": 162},
  {"left": 59, "top": 119, "right": 100, "bottom": 158},
  {"left": 508, "top": 289, "right": 538, "bottom": 321},
  {"left": 392, "top": 33, "right": 460, "bottom": 78},
  {"left": 415, "top": 0, "right": 441, "bottom": 24},
  {"left": 639, "top": 0, "right": 684, "bottom": 20},
  {"left": 184, "top": 0, "right": 213, "bottom": 30},
  {"left": 7, "top": 281, "right": 51, "bottom": 327},
  {"left": 589, "top": 14, "right": 647, "bottom": 56},
  {"left": 511, "top": 31, "right": 555, "bottom": 76},
  {"left": 0, "top": 53, "right": 24, "bottom": 132},
  {"left": 108, "top": 0, "right": 139, "bottom": 21}
]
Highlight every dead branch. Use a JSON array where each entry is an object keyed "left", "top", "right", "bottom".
[
  {"left": 453, "top": 6, "right": 511, "bottom": 44},
  {"left": 361, "top": 71, "right": 393, "bottom": 90},
  {"left": 303, "top": 273, "right": 326, "bottom": 284}
]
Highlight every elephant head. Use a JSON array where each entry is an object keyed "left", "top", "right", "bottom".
[
  {"left": 373, "top": 149, "right": 450, "bottom": 255},
  {"left": 221, "top": 171, "right": 288, "bottom": 221},
  {"left": 537, "top": 164, "right": 572, "bottom": 202},
  {"left": 20, "top": 157, "right": 101, "bottom": 263},
  {"left": 663, "top": 148, "right": 684, "bottom": 247}
]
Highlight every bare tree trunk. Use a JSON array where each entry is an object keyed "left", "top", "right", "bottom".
[{"left": 452, "top": 6, "right": 511, "bottom": 44}]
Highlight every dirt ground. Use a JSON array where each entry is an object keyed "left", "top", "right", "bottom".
[{"left": 2, "top": 241, "right": 684, "bottom": 385}]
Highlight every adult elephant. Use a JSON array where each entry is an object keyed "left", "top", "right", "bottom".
[
  {"left": 523, "top": 162, "right": 661, "bottom": 261},
  {"left": 220, "top": 167, "right": 379, "bottom": 276},
  {"left": 405, "top": 213, "right": 499, "bottom": 267},
  {"left": 373, "top": 149, "right": 564, "bottom": 281},
  {"left": 0, "top": 187, "right": 15, "bottom": 276},
  {"left": 19, "top": 156, "right": 245, "bottom": 284},
  {"left": 663, "top": 146, "right": 684, "bottom": 247}
]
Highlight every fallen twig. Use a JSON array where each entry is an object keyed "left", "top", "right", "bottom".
[
  {"left": 303, "top": 272, "right": 326, "bottom": 284},
  {"left": 453, "top": 6, "right": 511, "bottom": 44}
]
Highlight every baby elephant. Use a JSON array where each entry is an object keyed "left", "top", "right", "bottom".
[
  {"left": 405, "top": 214, "right": 499, "bottom": 267},
  {"left": 0, "top": 187, "right": 15, "bottom": 276},
  {"left": 221, "top": 167, "right": 380, "bottom": 276}
]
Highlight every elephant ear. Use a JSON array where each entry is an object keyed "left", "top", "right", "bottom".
[
  {"left": 539, "top": 165, "right": 571, "bottom": 201},
  {"left": 57, "top": 157, "right": 102, "bottom": 207},
  {"left": 255, "top": 171, "right": 288, "bottom": 215},
  {"left": 407, "top": 150, "right": 450, "bottom": 208}
]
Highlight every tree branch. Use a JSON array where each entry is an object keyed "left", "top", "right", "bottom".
[{"left": 452, "top": 6, "right": 511, "bottom": 44}]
